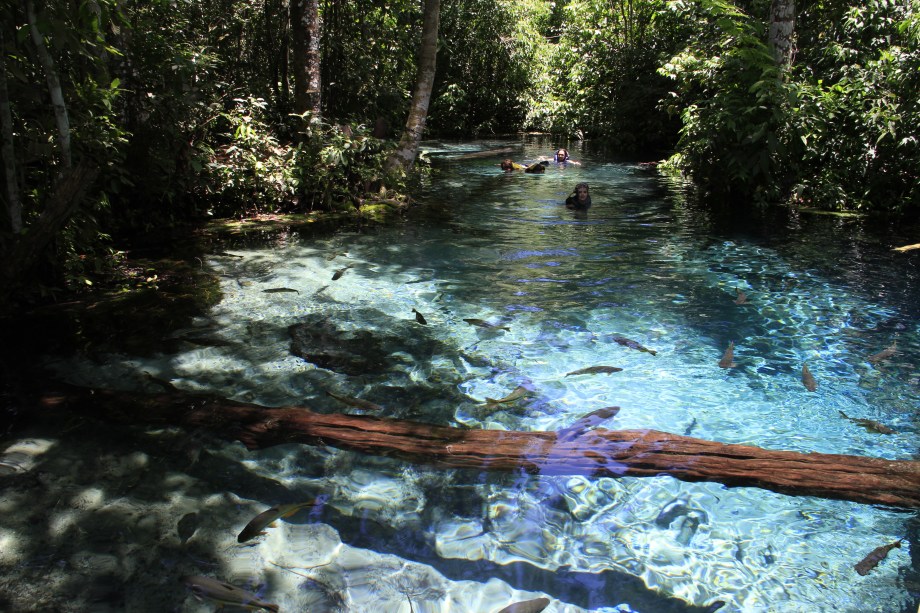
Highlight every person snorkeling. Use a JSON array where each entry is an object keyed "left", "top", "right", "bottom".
[
  {"left": 524, "top": 160, "right": 550, "bottom": 174},
  {"left": 565, "top": 183, "right": 591, "bottom": 210},
  {"left": 554, "top": 148, "right": 581, "bottom": 165}
]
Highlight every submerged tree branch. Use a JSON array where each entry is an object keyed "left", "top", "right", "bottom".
[{"left": 35, "top": 384, "right": 920, "bottom": 509}]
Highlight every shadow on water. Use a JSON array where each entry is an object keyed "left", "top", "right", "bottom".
[{"left": 0, "top": 409, "right": 717, "bottom": 612}]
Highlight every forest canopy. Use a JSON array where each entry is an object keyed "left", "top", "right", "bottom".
[{"left": 2, "top": 0, "right": 919, "bottom": 302}]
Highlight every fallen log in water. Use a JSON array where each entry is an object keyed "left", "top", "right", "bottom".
[
  {"left": 447, "top": 146, "right": 517, "bottom": 160},
  {"left": 35, "top": 385, "right": 920, "bottom": 509}
]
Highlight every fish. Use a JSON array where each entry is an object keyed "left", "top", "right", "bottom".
[
  {"left": 838, "top": 411, "right": 896, "bottom": 435},
  {"left": 867, "top": 341, "right": 897, "bottom": 363},
  {"left": 564, "top": 365, "right": 623, "bottom": 377},
  {"left": 734, "top": 289, "right": 748, "bottom": 305},
  {"left": 718, "top": 341, "right": 736, "bottom": 368},
  {"left": 326, "top": 390, "right": 385, "bottom": 412},
  {"left": 801, "top": 363, "right": 817, "bottom": 392},
  {"left": 331, "top": 265, "right": 353, "bottom": 280},
  {"left": 463, "top": 318, "right": 510, "bottom": 331},
  {"left": 496, "top": 597, "right": 551, "bottom": 613},
  {"left": 609, "top": 335, "right": 657, "bottom": 356},
  {"left": 181, "top": 575, "right": 279, "bottom": 612},
  {"left": 484, "top": 385, "right": 533, "bottom": 405},
  {"left": 262, "top": 287, "right": 299, "bottom": 293},
  {"left": 557, "top": 407, "right": 620, "bottom": 441},
  {"left": 412, "top": 308, "right": 428, "bottom": 325},
  {"left": 854, "top": 539, "right": 903, "bottom": 575},
  {"left": 237, "top": 498, "right": 328, "bottom": 543}
]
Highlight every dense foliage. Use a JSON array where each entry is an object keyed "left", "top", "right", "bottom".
[
  {"left": 2, "top": 0, "right": 920, "bottom": 303},
  {"left": 532, "top": 0, "right": 688, "bottom": 153},
  {"left": 658, "top": 0, "right": 920, "bottom": 210}
]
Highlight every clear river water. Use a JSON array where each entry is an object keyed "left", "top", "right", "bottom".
[{"left": 5, "top": 136, "right": 920, "bottom": 613}]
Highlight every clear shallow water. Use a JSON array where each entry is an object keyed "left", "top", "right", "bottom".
[{"left": 33, "top": 138, "right": 920, "bottom": 611}]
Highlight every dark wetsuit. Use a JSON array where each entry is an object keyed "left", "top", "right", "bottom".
[{"left": 565, "top": 194, "right": 591, "bottom": 210}]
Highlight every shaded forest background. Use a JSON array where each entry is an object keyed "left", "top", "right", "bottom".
[{"left": 1, "top": 0, "right": 919, "bottom": 304}]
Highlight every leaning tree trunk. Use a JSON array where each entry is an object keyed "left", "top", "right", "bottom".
[
  {"left": 0, "top": 28, "right": 21, "bottom": 233},
  {"left": 291, "top": 0, "right": 322, "bottom": 117},
  {"left": 768, "top": 0, "right": 796, "bottom": 69},
  {"left": 26, "top": 0, "right": 71, "bottom": 169},
  {"left": 386, "top": 0, "right": 440, "bottom": 172},
  {"left": 34, "top": 384, "right": 920, "bottom": 510}
]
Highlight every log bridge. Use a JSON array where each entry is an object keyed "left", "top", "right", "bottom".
[{"left": 35, "top": 385, "right": 920, "bottom": 509}]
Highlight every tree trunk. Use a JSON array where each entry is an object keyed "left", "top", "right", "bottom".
[
  {"left": 291, "top": 0, "right": 322, "bottom": 117},
  {"left": 34, "top": 384, "right": 920, "bottom": 510},
  {"left": 0, "top": 160, "right": 98, "bottom": 292},
  {"left": 26, "top": 0, "right": 72, "bottom": 169},
  {"left": 768, "top": 0, "right": 795, "bottom": 69},
  {"left": 386, "top": 0, "right": 440, "bottom": 172},
  {"left": 0, "top": 28, "right": 21, "bottom": 233}
]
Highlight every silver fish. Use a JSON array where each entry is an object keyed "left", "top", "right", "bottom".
[
  {"left": 331, "top": 265, "right": 353, "bottom": 280},
  {"left": 463, "top": 318, "right": 510, "bottom": 331},
  {"left": 262, "top": 287, "right": 299, "bottom": 293},
  {"left": 484, "top": 385, "right": 533, "bottom": 405},
  {"left": 238, "top": 497, "right": 327, "bottom": 543},
  {"left": 867, "top": 341, "right": 897, "bottom": 364},
  {"left": 564, "top": 365, "right": 623, "bottom": 377},
  {"left": 802, "top": 363, "right": 817, "bottom": 392},
  {"left": 718, "top": 341, "right": 736, "bottom": 368},
  {"left": 496, "top": 597, "right": 551, "bottom": 613},
  {"left": 326, "top": 390, "right": 385, "bottom": 413},
  {"left": 610, "top": 335, "right": 657, "bottom": 356},
  {"left": 854, "top": 539, "right": 903, "bottom": 576},
  {"left": 181, "top": 575, "right": 279, "bottom": 612},
  {"left": 838, "top": 411, "right": 896, "bottom": 435},
  {"left": 557, "top": 407, "right": 620, "bottom": 442}
]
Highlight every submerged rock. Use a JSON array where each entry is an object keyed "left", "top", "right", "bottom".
[{"left": 288, "top": 311, "right": 455, "bottom": 377}]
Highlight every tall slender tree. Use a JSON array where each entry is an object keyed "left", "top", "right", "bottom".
[
  {"left": 26, "top": 0, "right": 71, "bottom": 169},
  {"left": 769, "top": 0, "right": 795, "bottom": 69},
  {"left": 387, "top": 0, "right": 440, "bottom": 171},
  {"left": 0, "top": 28, "right": 20, "bottom": 234},
  {"left": 292, "top": 0, "right": 322, "bottom": 116}
]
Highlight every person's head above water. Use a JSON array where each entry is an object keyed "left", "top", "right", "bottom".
[
  {"left": 500, "top": 159, "right": 515, "bottom": 171},
  {"left": 566, "top": 182, "right": 591, "bottom": 209},
  {"left": 555, "top": 148, "right": 569, "bottom": 162}
]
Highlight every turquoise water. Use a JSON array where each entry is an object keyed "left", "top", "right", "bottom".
[{"left": 29, "top": 138, "right": 920, "bottom": 612}]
